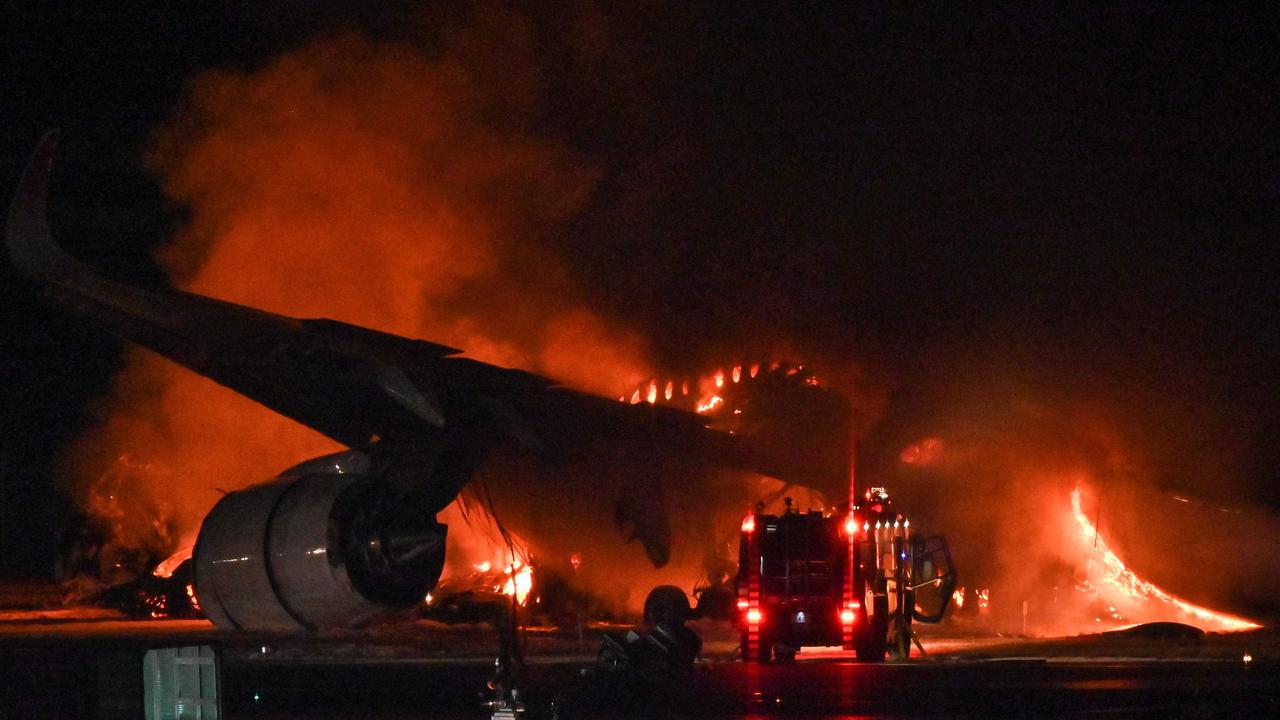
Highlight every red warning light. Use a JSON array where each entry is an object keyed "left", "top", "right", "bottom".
[
  {"left": 840, "top": 600, "right": 861, "bottom": 625},
  {"left": 741, "top": 514, "right": 756, "bottom": 534},
  {"left": 843, "top": 514, "right": 859, "bottom": 537}
]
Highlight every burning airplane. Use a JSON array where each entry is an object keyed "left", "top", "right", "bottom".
[{"left": 8, "top": 134, "right": 853, "bottom": 631}]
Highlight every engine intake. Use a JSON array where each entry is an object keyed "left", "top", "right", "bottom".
[{"left": 194, "top": 472, "right": 446, "bottom": 631}]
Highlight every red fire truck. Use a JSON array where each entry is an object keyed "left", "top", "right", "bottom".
[{"left": 735, "top": 489, "right": 956, "bottom": 662}]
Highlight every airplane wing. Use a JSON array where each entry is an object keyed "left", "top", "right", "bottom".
[{"left": 8, "top": 132, "right": 848, "bottom": 512}]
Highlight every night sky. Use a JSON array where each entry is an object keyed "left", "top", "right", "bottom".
[{"left": 3, "top": 3, "right": 1278, "bottom": 579}]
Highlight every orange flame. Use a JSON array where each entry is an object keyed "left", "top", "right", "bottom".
[
  {"left": 1069, "top": 487, "right": 1259, "bottom": 632},
  {"left": 501, "top": 560, "right": 534, "bottom": 605},
  {"left": 696, "top": 395, "right": 724, "bottom": 414},
  {"left": 152, "top": 545, "right": 193, "bottom": 578}
]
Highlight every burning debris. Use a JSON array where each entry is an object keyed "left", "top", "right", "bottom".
[
  {"left": 96, "top": 556, "right": 201, "bottom": 620},
  {"left": 53, "top": 455, "right": 198, "bottom": 617}
]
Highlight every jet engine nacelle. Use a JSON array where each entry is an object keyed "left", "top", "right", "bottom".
[{"left": 193, "top": 452, "right": 446, "bottom": 631}]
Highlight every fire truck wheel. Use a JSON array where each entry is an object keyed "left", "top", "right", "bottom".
[
  {"left": 643, "top": 585, "right": 690, "bottom": 626},
  {"left": 855, "top": 595, "right": 889, "bottom": 662}
]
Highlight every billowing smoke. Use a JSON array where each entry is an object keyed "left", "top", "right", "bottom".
[{"left": 63, "top": 27, "right": 651, "bottom": 577}]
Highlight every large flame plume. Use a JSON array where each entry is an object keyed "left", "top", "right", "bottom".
[
  {"left": 887, "top": 376, "right": 1273, "bottom": 637},
  {"left": 1068, "top": 486, "right": 1259, "bottom": 632},
  {"left": 63, "top": 25, "right": 650, "bottom": 582}
]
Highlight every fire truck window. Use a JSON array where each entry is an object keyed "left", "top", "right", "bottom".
[{"left": 759, "top": 519, "right": 837, "bottom": 596}]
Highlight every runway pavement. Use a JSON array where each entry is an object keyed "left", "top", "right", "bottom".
[{"left": 2, "top": 609, "right": 1278, "bottom": 718}]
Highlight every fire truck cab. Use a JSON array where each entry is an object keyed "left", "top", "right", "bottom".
[{"left": 735, "top": 491, "right": 956, "bottom": 662}]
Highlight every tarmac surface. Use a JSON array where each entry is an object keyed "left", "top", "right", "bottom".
[{"left": 2, "top": 605, "right": 1278, "bottom": 718}]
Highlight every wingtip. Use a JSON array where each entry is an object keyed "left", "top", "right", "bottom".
[
  {"left": 16, "top": 130, "right": 60, "bottom": 204},
  {"left": 7, "top": 130, "right": 73, "bottom": 280}
]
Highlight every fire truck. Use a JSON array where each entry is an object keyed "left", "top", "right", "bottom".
[{"left": 735, "top": 489, "right": 956, "bottom": 662}]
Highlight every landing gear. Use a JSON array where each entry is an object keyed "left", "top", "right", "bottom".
[{"left": 887, "top": 611, "right": 912, "bottom": 661}]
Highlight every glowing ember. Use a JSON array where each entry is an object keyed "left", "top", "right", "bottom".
[
  {"left": 976, "top": 588, "right": 990, "bottom": 609},
  {"left": 185, "top": 583, "right": 200, "bottom": 612},
  {"left": 147, "top": 595, "right": 167, "bottom": 618},
  {"left": 952, "top": 586, "right": 966, "bottom": 609},
  {"left": 1069, "top": 487, "right": 1259, "bottom": 632},
  {"left": 152, "top": 545, "right": 193, "bottom": 578}
]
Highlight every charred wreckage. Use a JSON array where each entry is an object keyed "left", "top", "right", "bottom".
[{"left": 9, "top": 134, "right": 954, "bottom": 670}]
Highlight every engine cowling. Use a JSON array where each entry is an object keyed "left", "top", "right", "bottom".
[{"left": 193, "top": 453, "right": 446, "bottom": 631}]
